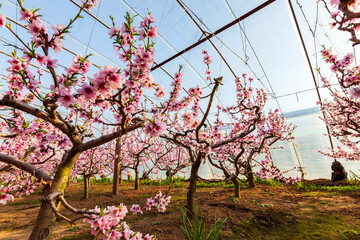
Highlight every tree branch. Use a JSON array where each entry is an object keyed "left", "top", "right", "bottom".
[
  {"left": 195, "top": 77, "right": 222, "bottom": 143},
  {"left": 0, "top": 95, "right": 72, "bottom": 138},
  {"left": 0, "top": 153, "right": 52, "bottom": 182},
  {"left": 81, "top": 121, "right": 145, "bottom": 151}
]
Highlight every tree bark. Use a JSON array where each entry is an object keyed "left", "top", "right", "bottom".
[
  {"left": 84, "top": 174, "right": 90, "bottom": 200},
  {"left": 66, "top": 177, "right": 71, "bottom": 187},
  {"left": 119, "top": 169, "right": 123, "bottom": 184},
  {"left": 231, "top": 177, "right": 241, "bottom": 197},
  {"left": 247, "top": 164, "right": 256, "bottom": 188},
  {"left": 134, "top": 168, "right": 139, "bottom": 190},
  {"left": 112, "top": 136, "right": 121, "bottom": 196},
  {"left": 186, "top": 154, "right": 203, "bottom": 217},
  {"left": 169, "top": 173, "right": 173, "bottom": 184},
  {"left": 29, "top": 148, "right": 81, "bottom": 240}
]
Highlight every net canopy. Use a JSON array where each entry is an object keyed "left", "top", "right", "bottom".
[{"left": 0, "top": 0, "right": 359, "bottom": 179}]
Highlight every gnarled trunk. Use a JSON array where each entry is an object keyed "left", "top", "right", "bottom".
[
  {"left": 186, "top": 154, "right": 203, "bottom": 217},
  {"left": 246, "top": 164, "right": 256, "bottom": 188},
  {"left": 29, "top": 148, "right": 81, "bottom": 240},
  {"left": 231, "top": 176, "right": 241, "bottom": 197}
]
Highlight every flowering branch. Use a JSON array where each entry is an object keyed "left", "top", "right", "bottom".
[{"left": 0, "top": 153, "right": 52, "bottom": 182}]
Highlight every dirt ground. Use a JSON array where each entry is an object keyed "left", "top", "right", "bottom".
[{"left": 1, "top": 179, "right": 360, "bottom": 240}]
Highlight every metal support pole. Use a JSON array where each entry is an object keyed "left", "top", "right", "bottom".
[{"left": 288, "top": 0, "right": 335, "bottom": 150}]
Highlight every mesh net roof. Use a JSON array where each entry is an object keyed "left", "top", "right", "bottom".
[{"left": 0, "top": 0, "right": 359, "bottom": 179}]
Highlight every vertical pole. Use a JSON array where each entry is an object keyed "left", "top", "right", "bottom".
[{"left": 288, "top": 0, "right": 335, "bottom": 150}]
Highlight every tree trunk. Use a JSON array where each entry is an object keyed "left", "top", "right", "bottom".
[
  {"left": 247, "top": 164, "right": 256, "bottom": 188},
  {"left": 112, "top": 136, "right": 121, "bottom": 196},
  {"left": 29, "top": 148, "right": 81, "bottom": 240},
  {"left": 169, "top": 173, "right": 173, "bottom": 184},
  {"left": 134, "top": 168, "right": 139, "bottom": 190},
  {"left": 84, "top": 174, "right": 90, "bottom": 200},
  {"left": 119, "top": 169, "right": 123, "bottom": 184},
  {"left": 186, "top": 154, "right": 203, "bottom": 217},
  {"left": 231, "top": 177, "right": 241, "bottom": 197}
]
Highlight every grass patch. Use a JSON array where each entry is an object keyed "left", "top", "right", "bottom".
[
  {"left": 66, "top": 226, "right": 80, "bottom": 231},
  {"left": 150, "top": 221, "right": 162, "bottom": 226},
  {"left": 296, "top": 182, "right": 360, "bottom": 192},
  {"left": 8, "top": 200, "right": 40, "bottom": 206},
  {"left": 197, "top": 181, "right": 235, "bottom": 188},
  {"left": 255, "top": 177, "right": 280, "bottom": 187},
  {"left": 93, "top": 177, "right": 112, "bottom": 184},
  {"left": 196, "top": 177, "right": 280, "bottom": 189},
  {"left": 141, "top": 176, "right": 185, "bottom": 187},
  {"left": 235, "top": 209, "right": 359, "bottom": 240},
  {"left": 171, "top": 194, "right": 187, "bottom": 202}
]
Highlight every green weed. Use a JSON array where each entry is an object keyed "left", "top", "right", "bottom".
[{"left": 180, "top": 207, "right": 227, "bottom": 240}]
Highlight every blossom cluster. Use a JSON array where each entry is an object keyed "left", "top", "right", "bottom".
[
  {"left": 255, "top": 156, "right": 300, "bottom": 184},
  {"left": 202, "top": 50, "right": 212, "bottom": 80},
  {"left": 319, "top": 46, "right": 360, "bottom": 160},
  {"left": 84, "top": 191, "right": 170, "bottom": 240},
  {"left": 144, "top": 191, "right": 171, "bottom": 212}
]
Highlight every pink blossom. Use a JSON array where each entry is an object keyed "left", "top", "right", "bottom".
[
  {"left": 52, "top": 37, "right": 63, "bottom": 53},
  {"left": 145, "top": 198, "right": 155, "bottom": 211},
  {"left": 58, "top": 93, "right": 76, "bottom": 108},
  {"left": 350, "top": 87, "right": 360, "bottom": 99},
  {"left": 130, "top": 204, "right": 143, "bottom": 215},
  {"left": 0, "top": 193, "right": 14, "bottom": 204},
  {"left": 138, "top": 29, "right": 146, "bottom": 41},
  {"left": 51, "top": 24, "right": 65, "bottom": 35},
  {"left": 145, "top": 120, "right": 166, "bottom": 138},
  {"left": 81, "top": 0, "right": 99, "bottom": 11},
  {"left": 147, "top": 26, "right": 158, "bottom": 39},
  {"left": 0, "top": 14, "right": 6, "bottom": 28},
  {"left": 155, "top": 86, "right": 166, "bottom": 98},
  {"left": 144, "top": 234, "right": 154, "bottom": 240},
  {"left": 45, "top": 56, "right": 58, "bottom": 68},
  {"left": 77, "top": 83, "right": 96, "bottom": 101},
  {"left": 27, "top": 19, "right": 47, "bottom": 35},
  {"left": 35, "top": 54, "right": 46, "bottom": 65},
  {"left": 109, "top": 26, "right": 120, "bottom": 38},
  {"left": 19, "top": 9, "right": 33, "bottom": 21},
  {"left": 330, "top": 0, "right": 340, "bottom": 7}
]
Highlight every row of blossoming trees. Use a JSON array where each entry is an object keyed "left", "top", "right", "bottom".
[
  {"left": 0, "top": 0, "right": 301, "bottom": 239},
  {"left": 316, "top": 0, "right": 360, "bottom": 163}
]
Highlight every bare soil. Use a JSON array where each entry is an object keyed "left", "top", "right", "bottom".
[{"left": 1, "top": 179, "right": 360, "bottom": 240}]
